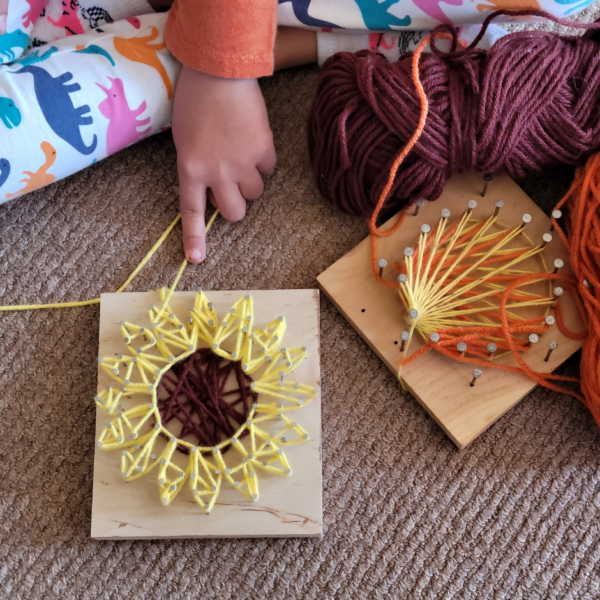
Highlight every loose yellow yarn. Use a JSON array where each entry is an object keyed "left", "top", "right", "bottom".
[{"left": 0, "top": 210, "right": 220, "bottom": 311}]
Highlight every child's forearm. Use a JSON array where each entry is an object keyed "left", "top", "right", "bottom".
[
  {"left": 274, "top": 27, "right": 317, "bottom": 71},
  {"left": 148, "top": 0, "right": 174, "bottom": 10}
]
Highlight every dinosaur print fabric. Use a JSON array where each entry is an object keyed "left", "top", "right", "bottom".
[
  {"left": 278, "top": 0, "right": 595, "bottom": 31},
  {"left": 0, "top": 12, "right": 179, "bottom": 199},
  {"left": 0, "top": 0, "right": 593, "bottom": 199},
  {"left": 0, "top": 0, "right": 154, "bottom": 66}
]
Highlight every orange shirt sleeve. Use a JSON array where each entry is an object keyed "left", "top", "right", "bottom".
[{"left": 165, "top": 0, "right": 278, "bottom": 79}]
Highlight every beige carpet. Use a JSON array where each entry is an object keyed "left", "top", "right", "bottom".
[{"left": 2, "top": 15, "right": 600, "bottom": 599}]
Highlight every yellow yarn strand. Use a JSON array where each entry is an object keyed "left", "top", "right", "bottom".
[{"left": 0, "top": 210, "right": 219, "bottom": 312}]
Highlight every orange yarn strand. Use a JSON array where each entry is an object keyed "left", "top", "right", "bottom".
[
  {"left": 370, "top": 35, "right": 430, "bottom": 289},
  {"left": 551, "top": 153, "right": 600, "bottom": 425}
]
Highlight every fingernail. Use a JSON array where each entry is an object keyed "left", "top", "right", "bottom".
[{"left": 187, "top": 248, "right": 203, "bottom": 263}]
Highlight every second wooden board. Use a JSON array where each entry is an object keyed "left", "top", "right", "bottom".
[{"left": 318, "top": 173, "right": 583, "bottom": 449}]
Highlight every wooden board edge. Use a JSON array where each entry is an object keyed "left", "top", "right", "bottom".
[{"left": 91, "top": 532, "right": 323, "bottom": 540}]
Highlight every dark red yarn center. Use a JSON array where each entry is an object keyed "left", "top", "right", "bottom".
[{"left": 157, "top": 348, "right": 256, "bottom": 452}]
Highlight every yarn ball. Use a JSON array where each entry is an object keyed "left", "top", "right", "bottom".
[{"left": 307, "top": 15, "right": 600, "bottom": 217}]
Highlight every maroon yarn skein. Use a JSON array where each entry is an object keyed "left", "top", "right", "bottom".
[{"left": 307, "top": 11, "right": 600, "bottom": 217}]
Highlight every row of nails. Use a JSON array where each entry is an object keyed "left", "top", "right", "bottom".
[
  {"left": 378, "top": 204, "right": 564, "bottom": 279},
  {"left": 397, "top": 334, "right": 559, "bottom": 380}
]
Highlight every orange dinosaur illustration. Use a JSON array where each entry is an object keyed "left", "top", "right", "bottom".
[
  {"left": 475, "top": 0, "right": 540, "bottom": 12},
  {"left": 6, "top": 142, "right": 57, "bottom": 199},
  {"left": 113, "top": 27, "right": 172, "bottom": 99}
]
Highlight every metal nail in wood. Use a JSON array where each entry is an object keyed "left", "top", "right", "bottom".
[
  {"left": 400, "top": 331, "right": 410, "bottom": 352},
  {"left": 481, "top": 173, "right": 493, "bottom": 197},
  {"left": 550, "top": 209, "right": 562, "bottom": 232},
  {"left": 493, "top": 200, "right": 504, "bottom": 218},
  {"left": 552, "top": 286, "right": 563, "bottom": 308},
  {"left": 470, "top": 368, "right": 483, "bottom": 387},
  {"left": 552, "top": 258, "right": 563, "bottom": 274},
  {"left": 413, "top": 198, "right": 425, "bottom": 216},
  {"left": 541, "top": 233, "right": 552, "bottom": 249},
  {"left": 519, "top": 213, "right": 532, "bottom": 233},
  {"left": 544, "top": 341, "right": 558, "bottom": 362}
]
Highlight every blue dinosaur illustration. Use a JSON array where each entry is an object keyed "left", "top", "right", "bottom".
[
  {"left": 553, "top": 0, "right": 596, "bottom": 14},
  {"left": 0, "top": 97, "right": 21, "bottom": 128},
  {"left": 75, "top": 44, "right": 115, "bottom": 66},
  {"left": 278, "top": 0, "right": 338, "bottom": 28},
  {"left": 0, "top": 159, "right": 10, "bottom": 190},
  {"left": 355, "top": 0, "right": 411, "bottom": 29},
  {"left": 14, "top": 66, "right": 97, "bottom": 155},
  {"left": 0, "top": 29, "right": 29, "bottom": 62},
  {"left": 12, "top": 46, "right": 59, "bottom": 68}
]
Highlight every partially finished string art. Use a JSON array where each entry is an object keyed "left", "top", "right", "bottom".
[
  {"left": 386, "top": 199, "right": 583, "bottom": 396},
  {"left": 361, "top": 31, "right": 595, "bottom": 422},
  {"left": 318, "top": 170, "right": 583, "bottom": 449},
  {"left": 317, "top": 22, "right": 596, "bottom": 447}
]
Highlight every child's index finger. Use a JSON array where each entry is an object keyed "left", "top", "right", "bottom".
[{"left": 179, "top": 180, "right": 207, "bottom": 264}]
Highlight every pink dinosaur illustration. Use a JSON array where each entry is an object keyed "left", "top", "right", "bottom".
[
  {"left": 412, "top": 0, "right": 463, "bottom": 24},
  {"left": 369, "top": 33, "right": 396, "bottom": 51},
  {"left": 126, "top": 17, "right": 142, "bottom": 29},
  {"left": 22, "top": 0, "right": 46, "bottom": 28},
  {"left": 48, "top": 0, "right": 85, "bottom": 36},
  {"left": 96, "top": 77, "right": 151, "bottom": 155}
]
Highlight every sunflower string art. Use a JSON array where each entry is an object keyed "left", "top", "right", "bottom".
[
  {"left": 0, "top": 210, "right": 321, "bottom": 537},
  {"left": 94, "top": 288, "right": 317, "bottom": 515}
]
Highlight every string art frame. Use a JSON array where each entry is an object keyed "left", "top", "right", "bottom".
[
  {"left": 92, "top": 289, "right": 322, "bottom": 538},
  {"left": 318, "top": 173, "right": 583, "bottom": 448}
]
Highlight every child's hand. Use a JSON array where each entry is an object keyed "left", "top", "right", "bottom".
[
  {"left": 0, "top": 0, "right": 8, "bottom": 35},
  {"left": 172, "top": 66, "right": 277, "bottom": 264}
]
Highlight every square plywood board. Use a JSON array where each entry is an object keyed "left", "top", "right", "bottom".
[
  {"left": 318, "top": 173, "right": 583, "bottom": 450},
  {"left": 92, "top": 289, "right": 321, "bottom": 539}
]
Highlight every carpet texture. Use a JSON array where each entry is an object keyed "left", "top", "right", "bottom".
[{"left": 2, "top": 13, "right": 600, "bottom": 599}]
